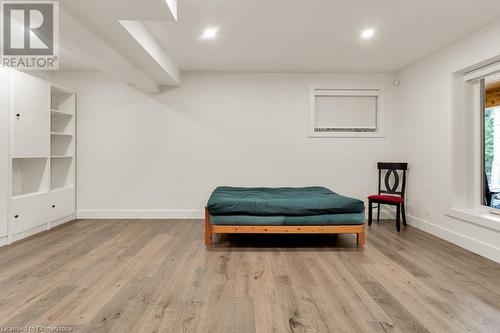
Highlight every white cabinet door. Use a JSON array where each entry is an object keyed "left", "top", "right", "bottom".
[
  {"left": 10, "top": 71, "right": 50, "bottom": 158},
  {"left": 0, "top": 68, "right": 8, "bottom": 238},
  {"left": 48, "top": 188, "right": 75, "bottom": 222},
  {"left": 10, "top": 193, "right": 47, "bottom": 236}
]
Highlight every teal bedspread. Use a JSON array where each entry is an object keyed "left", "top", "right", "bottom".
[{"left": 207, "top": 186, "right": 364, "bottom": 216}]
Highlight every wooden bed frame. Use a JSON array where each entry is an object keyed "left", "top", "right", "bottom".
[{"left": 204, "top": 208, "right": 365, "bottom": 246}]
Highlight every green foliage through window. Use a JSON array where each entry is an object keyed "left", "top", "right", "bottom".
[{"left": 485, "top": 108, "right": 494, "bottom": 183}]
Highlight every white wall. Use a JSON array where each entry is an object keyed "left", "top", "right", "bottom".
[
  {"left": 47, "top": 72, "right": 399, "bottom": 219},
  {"left": 398, "top": 19, "right": 500, "bottom": 263}
]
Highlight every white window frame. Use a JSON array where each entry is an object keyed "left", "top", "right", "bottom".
[
  {"left": 447, "top": 60, "right": 500, "bottom": 231},
  {"left": 308, "top": 86, "right": 385, "bottom": 138}
]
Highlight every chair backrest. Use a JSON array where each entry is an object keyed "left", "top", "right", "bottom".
[{"left": 378, "top": 162, "right": 408, "bottom": 197}]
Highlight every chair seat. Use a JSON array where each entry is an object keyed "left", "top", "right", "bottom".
[{"left": 368, "top": 194, "right": 404, "bottom": 203}]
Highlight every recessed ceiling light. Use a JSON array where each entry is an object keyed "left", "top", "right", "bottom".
[
  {"left": 360, "top": 28, "right": 375, "bottom": 40},
  {"left": 201, "top": 27, "right": 218, "bottom": 40}
]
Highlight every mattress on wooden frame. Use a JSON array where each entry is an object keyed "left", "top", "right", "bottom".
[{"left": 207, "top": 186, "right": 365, "bottom": 217}]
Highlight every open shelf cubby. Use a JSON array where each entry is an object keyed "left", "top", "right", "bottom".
[
  {"left": 51, "top": 134, "right": 74, "bottom": 156},
  {"left": 51, "top": 112, "right": 74, "bottom": 134},
  {"left": 51, "top": 85, "right": 75, "bottom": 115},
  {"left": 12, "top": 158, "right": 49, "bottom": 198},
  {"left": 51, "top": 157, "right": 74, "bottom": 190}
]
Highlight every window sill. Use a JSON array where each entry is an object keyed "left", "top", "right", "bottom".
[
  {"left": 446, "top": 208, "right": 500, "bottom": 232},
  {"left": 308, "top": 131, "right": 386, "bottom": 138}
]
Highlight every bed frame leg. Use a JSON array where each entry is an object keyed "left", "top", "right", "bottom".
[
  {"left": 205, "top": 208, "right": 213, "bottom": 246},
  {"left": 357, "top": 225, "right": 366, "bottom": 246}
]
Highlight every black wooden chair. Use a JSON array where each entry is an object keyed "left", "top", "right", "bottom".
[
  {"left": 484, "top": 172, "right": 500, "bottom": 208},
  {"left": 368, "top": 162, "right": 408, "bottom": 232}
]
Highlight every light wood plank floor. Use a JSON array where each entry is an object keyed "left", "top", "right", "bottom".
[{"left": 0, "top": 219, "right": 499, "bottom": 332}]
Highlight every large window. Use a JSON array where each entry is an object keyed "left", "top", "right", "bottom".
[
  {"left": 482, "top": 76, "right": 500, "bottom": 208},
  {"left": 448, "top": 61, "right": 500, "bottom": 230}
]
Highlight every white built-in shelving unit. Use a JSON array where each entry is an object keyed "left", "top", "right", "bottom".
[
  {"left": 50, "top": 84, "right": 76, "bottom": 195},
  {"left": 0, "top": 67, "right": 76, "bottom": 246}
]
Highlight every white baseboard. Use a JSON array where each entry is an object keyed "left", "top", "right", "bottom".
[
  {"left": 0, "top": 235, "right": 7, "bottom": 247},
  {"left": 77, "top": 209, "right": 394, "bottom": 221},
  {"left": 49, "top": 215, "right": 75, "bottom": 228},
  {"left": 78, "top": 208, "right": 393, "bottom": 220},
  {"left": 76, "top": 210, "right": 205, "bottom": 219},
  {"left": 408, "top": 214, "right": 500, "bottom": 264},
  {"left": 11, "top": 224, "right": 48, "bottom": 243}
]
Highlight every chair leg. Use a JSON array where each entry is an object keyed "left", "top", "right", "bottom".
[
  {"left": 401, "top": 203, "right": 407, "bottom": 226},
  {"left": 377, "top": 203, "right": 381, "bottom": 222},
  {"left": 368, "top": 200, "right": 373, "bottom": 226},
  {"left": 396, "top": 205, "right": 401, "bottom": 232}
]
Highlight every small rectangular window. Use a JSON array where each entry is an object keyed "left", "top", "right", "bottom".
[{"left": 309, "top": 88, "right": 383, "bottom": 137}]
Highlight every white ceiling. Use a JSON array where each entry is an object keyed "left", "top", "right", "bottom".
[
  {"left": 145, "top": 0, "right": 500, "bottom": 72},
  {"left": 58, "top": 48, "right": 97, "bottom": 72},
  {"left": 59, "top": 0, "right": 500, "bottom": 77}
]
